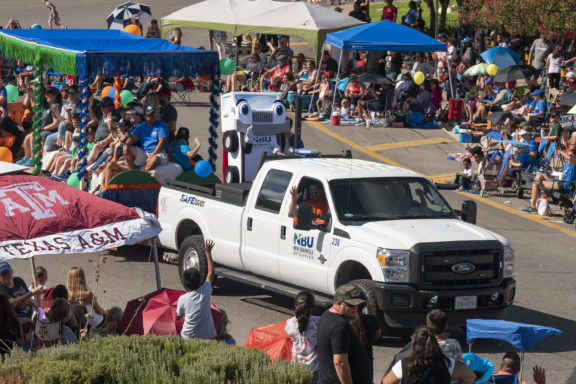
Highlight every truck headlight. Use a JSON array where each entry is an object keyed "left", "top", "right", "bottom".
[
  {"left": 377, "top": 248, "right": 410, "bottom": 283},
  {"left": 503, "top": 246, "right": 515, "bottom": 278}
]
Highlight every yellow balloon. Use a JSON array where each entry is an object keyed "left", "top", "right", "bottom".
[
  {"left": 414, "top": 71, "right": 425, "bottom": 85},
  {"left": 487, "top": 64, "right": 498, "bottom": 76}
]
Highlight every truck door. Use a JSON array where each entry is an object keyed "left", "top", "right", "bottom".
[
  {"left": 278, "top": 177, "right": 331, "bottom": 293},
  {"left": 241, "top": 169, "right": 293, "bottom": 279}
]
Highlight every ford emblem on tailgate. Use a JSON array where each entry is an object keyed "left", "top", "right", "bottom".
[{"left": 451, "top": 262, "right": 476, "bottom": 274}]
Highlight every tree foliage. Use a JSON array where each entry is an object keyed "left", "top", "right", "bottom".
[{"left": 459, "top": 0, "right": 576, "bottom": 36}]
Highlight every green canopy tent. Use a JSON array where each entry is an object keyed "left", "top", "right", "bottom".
[{"left": 160, "top": 0, "right": 364, "bottom": 60}]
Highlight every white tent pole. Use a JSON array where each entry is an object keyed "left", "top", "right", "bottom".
[
  {"left": 152, "top": 238, "right": 161, "bottom": 290},
  {"left": 331, "top": 49, "right": 343, "bottom": 115},
  {"left": 309, "top": 42, "right": 326, "bottom": 114},
  {"left": 29, "top": 256, "right": 40, "bottom": 307}
]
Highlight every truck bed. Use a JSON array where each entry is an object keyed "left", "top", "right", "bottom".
[{"left": 165, "top": 179, "right": 253, "bottom": 206}]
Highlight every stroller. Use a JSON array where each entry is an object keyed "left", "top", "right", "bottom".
[{"left": 477, "top": 146, "right": 516, "bottom": 197}]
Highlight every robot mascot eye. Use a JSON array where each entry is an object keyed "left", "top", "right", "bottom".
[
  {"left": 236, "top": 99, "right": 252, "bottom": 125},
  {"left": 272, "top": 101, "right": 285, "bottom": 124}
]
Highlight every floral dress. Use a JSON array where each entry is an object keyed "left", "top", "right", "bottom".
[{"left": 284, "top": 315, "right": 320, "bottom": 373}]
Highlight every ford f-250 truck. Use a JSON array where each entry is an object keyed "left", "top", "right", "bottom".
[{"left": 156, "top": 155, "right": 516, "bottom": 330}]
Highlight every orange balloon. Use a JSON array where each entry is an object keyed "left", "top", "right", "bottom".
[
  {"left": 123, "top": 24, "right": 142, "bottom": 36},
  {"left": 2, "top": 136, "right": 14, "bottom": 149},
  {"left": 0, "top": 146, "right": 13, "bottom": 163},
  {"left": 101, "top": 85, "right": 113, "bottom": 99}
]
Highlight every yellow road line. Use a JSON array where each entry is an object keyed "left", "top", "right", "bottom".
[
  {"left": 307, "top": 120, "right": 576, "bottom": 237},
  {"left": 307, "top": 121, "right": 415, "bottom": 171},
  {"left": 456, "top": 191, "right": 576, "bottom": 237},
  {"left": 365, "top": 137, "right": 454, "bottom": 152},
  {"left": 430, "top": 173, "right": 456, "bottom": 183}
]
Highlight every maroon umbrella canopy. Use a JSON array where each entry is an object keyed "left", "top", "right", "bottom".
[{"left": 0, "top": 175, "right": 161, "bottom": 259}]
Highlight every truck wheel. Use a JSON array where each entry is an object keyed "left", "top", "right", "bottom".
[
  {"left": 347, "top": 279, "right": 384, "bottom": 325},
  {"left": 224, "top": 166, "right": 240, "bottom": 183},
  {"left": 178, "top": 235, "right": 208, "bottom": 285},
  {"left": 223, "top": 131, "right": 239, "bottom": 153}
]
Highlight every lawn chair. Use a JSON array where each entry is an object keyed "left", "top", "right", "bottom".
[
  {"left": 477, "top": 146, "right": 514, "bottom": 197},
  {"left": 31, "top": 318, "right": 63, "bottom": 351},
  {"left": 517, "top": 141, "right": 556, "bottom": 198},
  {"left": 170, "top": 77, "right": 197, "bottom": 105}
]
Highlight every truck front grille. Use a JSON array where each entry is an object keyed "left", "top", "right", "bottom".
[
  {"left": 416, "top": 243, "right": 502, "bottom": 289},
  {"left": 253, "top": 112, "right": 273, "bottom": 123}
]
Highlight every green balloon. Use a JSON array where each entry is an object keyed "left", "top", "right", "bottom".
[
  {"left": 5, "top": 85, "right": 18, "bottom": 103},
  {"left": 219, "top": 58, "right": 236, "bottom": 76},
  {"left": 120, "top": 90, "right": 134, "bottom": 106},
  {"left": 67, "top": 172, "right": 81, "bottom": 189}
]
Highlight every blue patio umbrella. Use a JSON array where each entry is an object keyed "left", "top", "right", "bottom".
[{"left": 480, "top": 47, "right": 521, "bottom": 69}]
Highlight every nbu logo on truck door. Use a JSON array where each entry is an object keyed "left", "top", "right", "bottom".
[{"left": 293, "top": 233, "right": 314, "bottom": 259}]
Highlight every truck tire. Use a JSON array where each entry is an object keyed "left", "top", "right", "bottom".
[
  {"left": 347, "top": 279, "right": 383, "bottom": 325},
  {"left": 178, "top": 235, "right": 208, "bottom": 285},
  {"left": 223, "top": 131, "right": 239, "bottom": 153},
  {"left": 224, "top": 166, "right": 240, "bottom": 183}
]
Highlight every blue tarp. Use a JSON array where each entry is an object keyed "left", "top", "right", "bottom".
[
  {"left": 0, "top": 29, "right": 219, "bottom": 78},
  {"left": 325, "top": 20, "right": 445, "bottom": 52},
  {"left": 466, "top": 319, "right": 562, "bottom": 350}
]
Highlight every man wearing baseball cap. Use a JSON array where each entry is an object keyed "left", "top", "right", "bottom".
[
  {"left": 317, "top": 285, "right": 370, "bottom": 384},
  {"left": 125, "top": 105, "right": 169, "bottom": 172},
  {"left": 526, "top": 89, "right": 547, "bottom": 124},
  {"left": 0, "top": 261, "right": 42, "bottom": 318},
  {"left": 158, "top": 87, "right": 178, "bottom": 135}
]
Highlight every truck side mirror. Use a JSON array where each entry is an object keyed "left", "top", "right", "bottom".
[
  {"left": 294, "top": 204, "right": 313, "bottom": 231},
  {"left": 460, "top": 200, "right": 477, "bottom": 224}
]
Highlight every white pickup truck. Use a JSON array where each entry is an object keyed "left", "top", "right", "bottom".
[{"left": 156, "top": 155, "right": 516, "bottom": 330}]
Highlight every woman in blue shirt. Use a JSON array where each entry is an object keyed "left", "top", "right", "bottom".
[{"left": 171, "top": 127, "right": 201, "bottom": 171}]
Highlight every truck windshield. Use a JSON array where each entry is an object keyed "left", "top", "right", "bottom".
[
  {"left": 235, "top": 94, "right": 280, "bottom": 109},
  {"left": 329, "top": 177, "right": 456, "bottom": 222}
]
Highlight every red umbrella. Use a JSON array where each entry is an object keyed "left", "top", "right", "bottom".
[
  {"left": 119, "top": 288, "right": 222, "bottom": 336},
  {"left": 142, "top": 289, "right": 184, "bottom": 335},
  {"left": 0, "top": 174, "right": 161, "bottom": 259},
  {"left": 245, "top": 320, "right": 293, "bottom": 362}
]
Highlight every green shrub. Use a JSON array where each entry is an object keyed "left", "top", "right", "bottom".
[{"left": 0, "top": 336, "right": 312, "bottom": 384}]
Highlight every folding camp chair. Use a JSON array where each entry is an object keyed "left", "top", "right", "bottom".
[
  {"left": 517, "top": 141, "right": 556, "bottom": 198},
  {"left": 170, "top": 78, "right": 197, "bottom": 105}
]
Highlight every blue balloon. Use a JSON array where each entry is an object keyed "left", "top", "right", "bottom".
[
  {"left": 194, "top": 160, "right": 212, "bottom": 178},
  {"left": 31, "top": 24, "right": 42, "bottom": 30}
]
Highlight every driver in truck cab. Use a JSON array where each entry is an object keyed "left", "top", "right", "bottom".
[{"left": 289, "top": 183, "right": 329, "bottom": 226}]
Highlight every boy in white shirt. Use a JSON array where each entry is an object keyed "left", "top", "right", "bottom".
[{"left": 176, "top": 239, "right": 217, "bottom": 340}]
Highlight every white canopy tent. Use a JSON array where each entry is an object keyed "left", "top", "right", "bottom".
[{"left": 160, "top": 0, "right": 364, "bottom": 59}]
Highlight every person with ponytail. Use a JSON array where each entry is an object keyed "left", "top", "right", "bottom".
[
  {"left": 285, "top": 291, "right": 320, "bottom": 379},
  {"left": 382, "top": 326, "right": 475, "bottom": 384}
]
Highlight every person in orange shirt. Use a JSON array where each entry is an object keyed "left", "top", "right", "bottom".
[
  {"left": 289, "top": 183, "right": 329, "bottom": 227},
  {"left": 492, "top": 351, "right": 546, "bottom": 384}
]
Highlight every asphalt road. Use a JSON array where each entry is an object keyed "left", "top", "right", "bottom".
[{"left": 3, "top": 1, "right": 576, "bottom": 382}]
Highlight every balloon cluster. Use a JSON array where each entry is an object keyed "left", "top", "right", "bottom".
[
  {"left": 208, "top": 74, "right": 220, "bottom": 170},
  {"left": 101, "top": 86, "right": 134, "bottom": 107},
  {"left": 31, "top": 63, "right": 45, "bottom": 175},
  {"left": 74, "top": 77, "right": 91, "bottom": 188}
]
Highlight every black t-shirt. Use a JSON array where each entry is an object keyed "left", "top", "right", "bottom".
[
  {"left": 317, "top": 310, "right": 371, "bottom": 384},
  {"left": 400, "top": 358, "right": 451, "bottom": 384},
  {"left": 389, "top": 55, "right": 403, "bottom": 74},
  {"left": 361, "top": 314, "right": 380, "bottom": 360},
  {"left": 320, "top": 57, "right": 339, "bottom": 74},
  {"left": 0, "top": 277, "right": 31, "bottom": 316},
  {"left": 366, "top": 51, "right": 388, "bottom": 76}
]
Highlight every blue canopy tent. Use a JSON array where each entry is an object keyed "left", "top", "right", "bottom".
[
  {"left": 322, "top": 20, "right": 447, "bottom": 113},
  {"left": 325, "top": 20, "right": 445, "bottom": 52},
  {"left": 0, "top": 29, "right": 220, "bottom": 178}
]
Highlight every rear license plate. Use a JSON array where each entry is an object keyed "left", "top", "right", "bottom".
[{"left": 455, "top": 296, "right": 477, "bottom": 310}]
